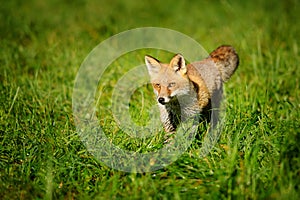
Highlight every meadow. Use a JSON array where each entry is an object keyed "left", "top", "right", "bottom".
[{"left": 0, "top": 0, "right": 299, "bottom": 199}]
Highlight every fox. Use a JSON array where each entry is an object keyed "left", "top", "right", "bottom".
[{"left": 145, "top": 45, "right": 239, "bottom": 137}]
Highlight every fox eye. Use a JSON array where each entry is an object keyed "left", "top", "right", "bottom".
[
  {"left": 154, "top": 83, "right": 161, "bottom": 88},
  {"left": 168, "top": 82, "right": 176, "bottom": 88}
]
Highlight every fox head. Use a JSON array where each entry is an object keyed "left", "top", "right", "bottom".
[{"left": 145, "top": 54, "right": 193, "bottom": 105}]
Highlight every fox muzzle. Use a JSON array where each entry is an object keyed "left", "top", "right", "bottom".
[{"left": 158, "top": 97, "right": 166, "bottom": 105}]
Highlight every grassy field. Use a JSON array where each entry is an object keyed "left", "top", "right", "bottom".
[{"left": 1, "top": 0, "right": 299, "bottom": 199}]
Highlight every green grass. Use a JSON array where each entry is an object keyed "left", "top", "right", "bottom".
[{"left": 1, "top": 0, "right": 299, "bottom": 199}]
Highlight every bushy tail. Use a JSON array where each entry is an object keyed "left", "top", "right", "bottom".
[{"left": 209, "top": 45, "right": 239, "bottom": 82}]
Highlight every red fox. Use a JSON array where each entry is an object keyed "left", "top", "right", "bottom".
[{"left": 145, "top": 45, "right": 239, "bottom": 136}]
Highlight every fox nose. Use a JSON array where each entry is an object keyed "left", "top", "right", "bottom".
[{"left": 158, "top": 97, "right": 165, "bottom": 105}]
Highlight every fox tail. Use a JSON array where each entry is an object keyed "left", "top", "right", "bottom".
[{"left": 209, "top": 45, "right": 239, "bottom": 82}]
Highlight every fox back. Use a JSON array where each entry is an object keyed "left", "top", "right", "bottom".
[{"left": 145, "top": 45, "right": 239, "bottom": 134}]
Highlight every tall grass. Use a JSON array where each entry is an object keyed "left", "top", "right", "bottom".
[{"left": 0, "top": 0, "right": 299, "bottom": 199}]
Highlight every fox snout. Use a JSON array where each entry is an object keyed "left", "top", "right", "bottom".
[
  {"left": 153, "top": 84, "right": 174, "bottom": 105},
  {"left": 158, "top": 97, "right": 165, "bottom": 105},
  {"left": 157, "top": 96, "right": 171, "bottom": 105}
]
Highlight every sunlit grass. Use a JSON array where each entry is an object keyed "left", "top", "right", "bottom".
[{"left": 0, "top": 0, "right": 299, "bottom": 199}]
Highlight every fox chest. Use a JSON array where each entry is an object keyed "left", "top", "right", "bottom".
[{"left": 159, "top": 95, "right": 200, "bottom": 121}]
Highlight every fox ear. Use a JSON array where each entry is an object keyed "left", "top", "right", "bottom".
[
  {"left": 145, "top": 55, "right": 161, "bottom": 75},
  {"left": 170, "top": 54, "right": 186, "bottom": 74}
]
